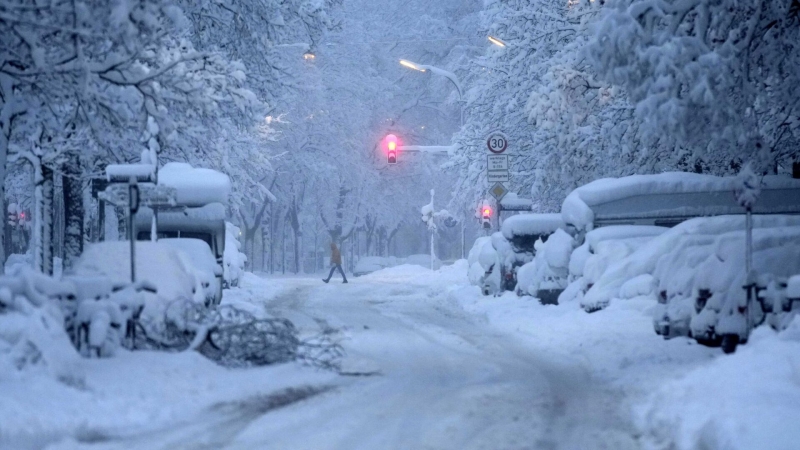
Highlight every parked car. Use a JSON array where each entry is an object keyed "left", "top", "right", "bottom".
[
  {"left": 479, "top": 214, "right": 566, "bottom": 296},
  {"left": 135, "top": 203, "right": 226, "bottom": 302},
  {"left": 159, "top": 238, "right": 223, "bottom": 306},
  {"left": 69, "top": 241, "right": 199, "bottom": 318}
]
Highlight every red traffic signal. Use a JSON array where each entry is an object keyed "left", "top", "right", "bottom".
[
  {"left": 384, "top": 134, "right": 399, "bottom": 164},
  {"left": 481, "top": 206, "right": 492, "bottom": 229}
]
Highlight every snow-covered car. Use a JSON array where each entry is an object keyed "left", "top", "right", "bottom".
[
  {"left": 514, "top": 228, "right": 575, "bottom": 303},
  {"left": 353, "top": 256, "right": 399, "bottom": 277},
  {"left": 497, "top": 213, "right": 566, "bottom": 295},
  {"left": 476, "top": 214, "right": 567, "bottom": 297},
  {"left": 160, "top": 238, "right": 223, "bottom": 306},
  {"left": 69, "top": 241, "right": 199, "bottom": 318},
  {"left": 558, "top": 225, "right": 667, "bottom": 307}
]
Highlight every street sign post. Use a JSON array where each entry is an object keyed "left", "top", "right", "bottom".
[
  {"left": 486, "top": 131, "right": 509, "bottom": 154},
  {"left": 487, "top": 154, "right": 508, "bottom": 171},
  {"left": 487, "top": 171, "right": 510, "bottom": 183},
  {"left": 489, "top": 183, "right": 508, "bottom": 201}
]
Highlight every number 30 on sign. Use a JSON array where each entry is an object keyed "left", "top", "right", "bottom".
[{"left": 486, "top": 131, "right": 508, "bottom": 154}]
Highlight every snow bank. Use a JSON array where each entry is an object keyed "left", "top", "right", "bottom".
[
  {"left": 501, "top": 213, "right": 564, "bottom": 240},
  {"left": 158, "top": 162, "right": 231, "bottom": 207},
  {"left": 404, "top": 254, "right": 443, "bottom": 270},
  {"left": 0, "top": 270, "right": 83, "bottom": 384},
  {"left": 636, "top": 323, "right": 800, "bottom": 450}
]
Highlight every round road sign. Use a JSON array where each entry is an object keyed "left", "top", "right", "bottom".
[{"left": 486, "top": 131, "right": 508, "bottom": 154}]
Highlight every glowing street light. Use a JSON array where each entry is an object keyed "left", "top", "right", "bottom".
[
  {"left": 399, "top": 59, "right": 425, "bottom": 72},
  {"left": 399, "top": 58, "right": 464, "bottom": 126},
  {"left": 488, "top": 36, "right": 507, "bottom": 47}
]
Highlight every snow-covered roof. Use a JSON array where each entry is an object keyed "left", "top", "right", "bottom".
[
  {"left": 501, "top": 213, "right": 565, "bottom": 239},
  {"left": 158, "top": 163, "right": 230, "bottom": 207},
  {"left": 500, "top": 193, "right": 533, "bottom": 210},
  {"left": 106, "top": 164, "right": 156, "bottom": 182},
  {"left": 562, "top": 173, "right": 800, "bottom": 231}
]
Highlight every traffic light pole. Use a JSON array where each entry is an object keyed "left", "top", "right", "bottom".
[{"left": 398, "top": 145, "right": 455, "bottom": 155}]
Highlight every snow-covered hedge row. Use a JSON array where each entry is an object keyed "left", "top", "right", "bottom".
[{"left": 0, "top": 270, "right": 84, "bottom": 384}]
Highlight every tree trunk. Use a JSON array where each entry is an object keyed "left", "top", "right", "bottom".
[
  {"left": 40, "top": 166, "right": 55, "bottom": 274},
  {"left": 62, "top": 156, "right": 84, "bottom": 269},
  {"left": 261, "top": 225, "right": 267, "bottom": 272},
  {"left": 293, "top": 228, "right": 300, "bottom": 274},
  {"left": 270, "top": 204, "right": 278, "bottom": 274},
  {"left": 281, "top": 218, "right": 286, "bottom": 274}
]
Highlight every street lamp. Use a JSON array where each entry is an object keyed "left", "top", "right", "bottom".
[
  {"left": 399, "top": 58, "right": 464, "bottom": 126},
  {"left": 488, "top": 36, "right": 507, "bottom": 47}
]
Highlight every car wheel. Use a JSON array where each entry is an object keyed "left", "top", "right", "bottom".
[{"left": 721, "top": 334, "right": 739, "bottom": 354}]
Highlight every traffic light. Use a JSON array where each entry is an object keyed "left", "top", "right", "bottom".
[
  {"left": 385, "top": 134, "right": 398, "bottom": 164},
  {"left": 481, "top": 206, "right": 492, "bottom": 229}
]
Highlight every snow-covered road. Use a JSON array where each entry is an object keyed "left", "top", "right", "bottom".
[
  {"left": 67, "top": 265, "right": 640, "bottom": 450},
  {"left": 8, "top": 262, "right": 800, "bottom": 450},
  {"left": 237, "top": 274, "right": 639, "bottom": 450}
]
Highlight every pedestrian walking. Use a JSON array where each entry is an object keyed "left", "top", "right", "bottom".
[{"left": 323, "top": 242, "right": 348, "bottom": 283}]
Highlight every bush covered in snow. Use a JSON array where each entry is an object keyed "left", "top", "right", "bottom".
[
  {"left": 0, "top": 269, "right": 83, "bottom": 384},
  {"left": 224, "top": 222, "right": 247, "bottom": 288},
  {"left": 466, "top": 236, "right": 493, "bottom": 287}
]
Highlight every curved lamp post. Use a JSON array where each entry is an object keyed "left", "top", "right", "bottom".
[{"left": 399, "top": 59, "right": 464, "bottom": 126}]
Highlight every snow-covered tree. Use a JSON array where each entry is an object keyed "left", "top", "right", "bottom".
[{"left": 588, "top": 0, "right": 800, "bottom": 173}]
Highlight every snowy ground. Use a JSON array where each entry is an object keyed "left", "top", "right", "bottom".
[{"left": 2, "top": 263, "right": 799, "bottom": 450}]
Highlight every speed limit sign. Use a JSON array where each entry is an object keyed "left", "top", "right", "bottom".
[{"left": 486, "top": 131, "right": 508, "bottom": 154}]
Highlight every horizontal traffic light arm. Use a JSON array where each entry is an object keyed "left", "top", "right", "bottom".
[{"left": 398, "top": 145, "right": 456, "bottom": 155}]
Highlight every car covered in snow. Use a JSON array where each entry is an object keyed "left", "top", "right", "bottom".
[
  {"left": 159, "top": 238, "right": 223, "bottom": 306},
  {"left": 472, "top": 214, "right": 567, "bottom": 296},
  {"left": 494, "top": 214, "right": 567, "bottom": 297},
  {"left": 567, "top": 213, "right": 800, "bottom": 351},
  {"left": 514, "top": 228, "right": 576, "bottom": 303},
  {"left": 69, "top": 241, "right": 202, "bottom": 318},
  {"left": 134, "top": 203, "right": 226, "bottom": 303}
]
